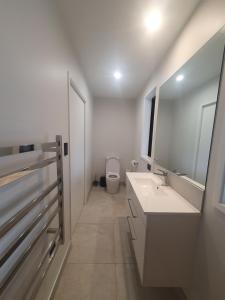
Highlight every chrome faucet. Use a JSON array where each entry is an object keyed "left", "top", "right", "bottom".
[{"left": 153, "top": 169, "right": 168, "bottom": 185}]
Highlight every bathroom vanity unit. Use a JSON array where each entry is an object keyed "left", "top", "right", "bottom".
[{"left": 126, "top": 172, "right": 200, "bottom": 287}]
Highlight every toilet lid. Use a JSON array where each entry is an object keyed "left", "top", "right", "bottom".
[{"left": 106, "top": 156, "right": 120, "bottom": 173}]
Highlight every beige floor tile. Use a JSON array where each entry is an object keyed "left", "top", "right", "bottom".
[
  {"left": 54, "top": 264, "right": 116, "bottom": 300},
  {"left": 116, "top": 263, "right": 142, "bottom": 300},
  {"left": 111, "top": 188, "right": 129, "bottom": 217},
  {"left": 89, "top": 186, "right": 126, "bottom": 204},
  {"left": 114, "top": 217, "right": 135, "bottom": 263},
  {"left": 54, "top": 187, "right": 177, "bottom": 300},
  {"left": 78, "top": 199, "right": 115, "bottom": 223},
  {"left": 116, "top": 264, "right": 177, "bottom": 300},
  {"left": 88, "top": 188, "right": 112, "bottom": 203},
  {"left": 79, "top": 186, "right": 128, "bottom": 223},
  {"left": 67, "top": 223, "right": 115, "bottom": 263},
  {"left": 112, "top": 198, "right": 129, "bottom": 218},
  {"left": 89, "top": 185, "right": 126, "bottom": 201}
]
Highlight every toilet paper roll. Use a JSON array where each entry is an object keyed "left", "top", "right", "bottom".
[{"left": 130, "top": 160, "right": 138, "bottom": 172}]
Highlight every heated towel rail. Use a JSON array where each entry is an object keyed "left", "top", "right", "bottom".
[{"left": 0, "top": 135, "right": 64, "bottom": 299}]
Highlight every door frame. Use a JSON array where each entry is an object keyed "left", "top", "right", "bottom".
[{"left": 67, "top": 71, "right": 86, "bottom": 236}]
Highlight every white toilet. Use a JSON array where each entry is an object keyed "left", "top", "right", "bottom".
[{"left": 106, "top": 156, "right": 120, "bottom": 194}]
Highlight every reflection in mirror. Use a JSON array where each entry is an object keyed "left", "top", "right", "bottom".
[{"left": 155, "top": 27, "right": 225, "bottom": 186}]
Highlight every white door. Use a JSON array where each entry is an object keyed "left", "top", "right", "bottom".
[
  {"left": 194, "top": 102, "right": 216, "bottom": 184},
  {"left": 69, "top": 82, "right": 85, "bottom": 232}
]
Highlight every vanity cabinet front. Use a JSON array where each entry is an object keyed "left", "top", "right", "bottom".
[{"left": 126, "top": 179, "right": 200, "bottom": 287}]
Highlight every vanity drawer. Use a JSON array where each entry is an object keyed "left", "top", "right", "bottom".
[
  {"left": 132, "top": 214, "right": 146, "bottom": 250},
  {"left": 127, "top": 198, "right": 146, "bottom": 238},
  {"left": 132, "top": 238, "right": 145, "bottom": 282},
  {"left": 127, "top": 214, "right": 146, "bottom": 281},
  {"left": 128, "top": 188, "right": 147, "bottom": 226},
  {"left": 127, "top": 198, "right": 138, "bottom": 218}
]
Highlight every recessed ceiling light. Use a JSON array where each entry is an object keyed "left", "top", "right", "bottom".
[
  {"left": 113, "top": 71, "right": 122, "bottom": 80},
  {"left": 176, "top": 74, "right": 184, "bottom": 82},
  {"left": 144, "top": 9, "right": 161, "bottom": 32}
]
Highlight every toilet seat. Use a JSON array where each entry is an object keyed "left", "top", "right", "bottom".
[{"left": 106, "top": 172, "right": 120, "bottom": 180}]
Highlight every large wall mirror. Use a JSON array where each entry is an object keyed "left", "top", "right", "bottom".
[{"left": 155, "top": 27, "right": 225, "bottom": 187}]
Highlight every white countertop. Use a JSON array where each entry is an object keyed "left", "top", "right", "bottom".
[{"left": 126, "top": 172, "right": 200, "bottom": 215}]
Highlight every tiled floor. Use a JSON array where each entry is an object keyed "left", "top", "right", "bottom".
[{"left": 53, "top": 186, "right": 177, "bottom": 300}]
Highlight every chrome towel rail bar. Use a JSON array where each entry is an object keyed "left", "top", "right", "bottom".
[
  {"left": 0, "top": 156, "right": 57, "bottom": 180},
  {"left": 25, "top": 229, "right": 61, "bottom": 300},
  {"left": 0, "top": 135, "right": 65, "bottom": 299},
  {"left": 0, "top": 180, "right": 58, "bottom": 239},
  {"left": 0, "top": 193, "right": 58, "bottom": 267},
  {"left": 23, "top": 229, "right": 61, "bottom": 299},
  {"left": 0, "top": 208, "right": 60, "bottom": 294}
]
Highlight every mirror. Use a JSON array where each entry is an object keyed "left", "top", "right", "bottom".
[{"left": 155, "top": 27, "right": 225, "bottom": 186}]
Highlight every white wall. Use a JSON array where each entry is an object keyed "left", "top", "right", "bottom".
[
  {"left": 134, "top": 1, "right": 225, "bottom": 299},
  {"left": 0, "top": 1, "right": 93, "bottom": 299},
  {"left": 93, "top": 98, "right": 136, "bottom": 182}
]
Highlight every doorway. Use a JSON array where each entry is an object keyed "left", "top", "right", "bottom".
[{"left": 68, "top": 77, "right": 85, "bottom": 233}]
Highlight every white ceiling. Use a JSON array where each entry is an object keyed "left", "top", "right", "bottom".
[{"left": 58, "top": 0, "right": 201, "bottom": 99}]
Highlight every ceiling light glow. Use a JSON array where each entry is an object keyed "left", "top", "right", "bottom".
[
  {"left": 176, "top": 74, "right": 184, "bottom": 82},
  {"left": 144, "top": 10, "right": 161, "bottom": 32},
  {"left": 114, "top": 71, "right": 122, "bottom": 80}
]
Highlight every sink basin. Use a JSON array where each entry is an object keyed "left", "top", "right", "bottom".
[
  {"left": 134, "top": 178, "right": 155, "bottom": 186},
  {"left": 126, "top": 172, "right": 200, "bottom": 214},
  {"left": 134, "top": 177, "right": 166, "bottom": 197}
]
